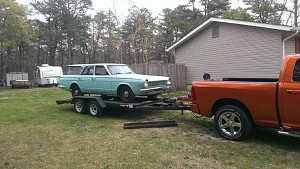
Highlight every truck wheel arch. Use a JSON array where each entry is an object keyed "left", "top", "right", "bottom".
[{"left": 211, "top": 98, "right": 253, "bottom": 123}]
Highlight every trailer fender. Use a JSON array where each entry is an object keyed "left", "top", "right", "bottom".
[{"left": 94, "top": 97, "right": 107, "bottom": 108}]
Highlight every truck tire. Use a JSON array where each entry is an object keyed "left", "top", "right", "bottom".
[
  {"left": 118, "top": 86, "right": 135, "bottom": 103},
  {"left": 214, "top": 105, "right": 252, "bottom": 141},
  {"left": 73, "top": 99, "right": 87, "bottom": 114},
  {"left": 71, "top": 85, "right": 83, "bottom": 97},
  {"left": 88, "top": 100, "right": 103, "bottom": 117}
]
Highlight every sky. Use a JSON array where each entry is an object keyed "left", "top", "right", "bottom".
[{"left": 16, "top": 0, "right": 245, "bottom": 21}]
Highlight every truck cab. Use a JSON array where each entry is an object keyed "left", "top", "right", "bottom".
[{"left": 278, "top": 56, "right": 300, "bottom": 131}]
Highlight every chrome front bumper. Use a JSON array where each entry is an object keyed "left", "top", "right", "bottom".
[{"left": 140, "top": 86, "right": 171, "bottom": 94}]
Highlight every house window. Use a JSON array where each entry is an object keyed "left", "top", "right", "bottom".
[{"left": 212, "top": 23, "right": 219, "bottom": 38}]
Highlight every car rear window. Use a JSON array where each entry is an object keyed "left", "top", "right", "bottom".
[{"left": 65, "top": 66, "right": 83, "bottom": 75}]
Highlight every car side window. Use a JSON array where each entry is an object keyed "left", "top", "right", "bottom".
[
  {"left": 293, "top": 59, "right": 300, "bottom": 82},
  {"left": 95, "top": 66, "right": 109, "bottom": 75},
  {"left": 82, "top": 66, "right": 94, "bottom": 75}
]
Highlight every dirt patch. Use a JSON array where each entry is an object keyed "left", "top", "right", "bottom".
[{"left": 0, "top": 88, "right": 8, "bottom": 95}]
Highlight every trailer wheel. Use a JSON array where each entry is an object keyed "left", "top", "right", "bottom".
[
  {"left": 73, "top": 99, "right": 87, "bottom": 114},
  {"left": 71, "top": 85, "right": 83, "bottom": 97},
  {"left": 88, "top": 100, "right": 103, "bottom": 117},
  {"left": 118, "top": 86, "right": 135, "bottom": 103},
  {"left": 214, "top": 105, "right": 252, "bottom": 141}
]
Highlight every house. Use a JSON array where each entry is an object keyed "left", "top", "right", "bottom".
[{"left": 166, "top": 17, "right": 299, "bottom": 85}]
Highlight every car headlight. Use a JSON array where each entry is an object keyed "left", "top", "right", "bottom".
[
  {"left": 167, "top": 78, "right": 171, "bottom": 85},
  {"left": 144, "top": 79, "right": 149, "bottom": 88}
]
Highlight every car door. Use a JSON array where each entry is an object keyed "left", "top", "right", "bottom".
[
  {"left": 78, "top": 66, "right": 94, "bottom": 93},
  {"left": 281, "top": 59, "right": 300, "bottom": 129},
  {"left": 90, "top": 65, "right": 112, "bottom": 95}
]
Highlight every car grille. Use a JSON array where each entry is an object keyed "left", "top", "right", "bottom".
[{"left": 148, "top": 81, "right": 166, "bottom": 86}]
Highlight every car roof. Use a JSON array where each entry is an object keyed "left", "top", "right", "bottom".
[{"left": 67, "top": 63, "right": 127, "bottom": 67}]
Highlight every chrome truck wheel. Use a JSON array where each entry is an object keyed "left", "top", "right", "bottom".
[{"left": 214, "top": 105, "right": 253, "bottom": 141}]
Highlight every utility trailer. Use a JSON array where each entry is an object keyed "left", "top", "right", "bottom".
[
  {"left": 56, "top": 96, "right": 191, "bottom": 118},
  {"left": 10, "top": 80, "right": 31, "bottom": 88}
]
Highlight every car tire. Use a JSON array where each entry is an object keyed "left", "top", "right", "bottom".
[
  {"left": 71, "top": 85, "right": 83, "bottom": 97},
  {"left": 119, "top": 86, "right": 135, "bottom": 103},
  {"left": 88, "top": 100, "right": 103, "bottom": 117},
  {"left": 73, "top": 99, "right": 87, "bottom": 114},
  {"left": 214, "top": 105, "right": 252, "bottom": 141}
]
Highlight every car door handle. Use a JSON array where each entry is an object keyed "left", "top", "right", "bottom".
[
  {"left": 78, "top": 78, "right": 82, "bottom": 80},
  {"left": 286, "top": 89, "right": 300, "bottom": 94}
]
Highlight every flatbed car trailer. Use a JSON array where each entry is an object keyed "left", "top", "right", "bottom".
[{"left": 56, "top": 96, "right": 191, "bottom": 118}]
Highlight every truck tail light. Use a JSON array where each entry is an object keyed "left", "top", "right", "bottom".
[{"left": 191, "top": 86, "right": 196, "bottom": 100}]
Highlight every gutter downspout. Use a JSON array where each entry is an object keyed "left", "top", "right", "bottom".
[{"left": 283, "top": 30, "right": 299, "bottom": 58}]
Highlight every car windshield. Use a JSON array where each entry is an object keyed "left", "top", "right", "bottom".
[
  {"left": 65, "top": 66, "right": 83, "bottom": 75},
  {"left": 107, "top": 65, "right": 134, "bottom": 75}
]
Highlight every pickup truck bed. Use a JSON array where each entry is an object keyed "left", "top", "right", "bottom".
[{"left": 222, "top": 77, "right": 278, "bottom": 82}]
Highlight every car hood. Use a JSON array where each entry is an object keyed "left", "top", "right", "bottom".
[{"left": 115, "top": 73, "right": 169, "bottom": 81}]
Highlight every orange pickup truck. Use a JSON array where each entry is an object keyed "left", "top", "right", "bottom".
[{"left": 190, "top": 54, "right": 300, "bottom": 140}]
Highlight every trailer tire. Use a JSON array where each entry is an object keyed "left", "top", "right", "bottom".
[
  {"left": 214, "top": 105, "right": 252, "bottom": 141},
  {"left": 71, "top": 85, "right": 83, "bottom": 97},
  {"left": 88, "top": 100, "right": 103, "bottom": 117},
  {"left": 73, "top": 99, "right": 87, "bottom": 114},
  {"left": 118, "top": 85, "right": 135, "bottom": 103}
]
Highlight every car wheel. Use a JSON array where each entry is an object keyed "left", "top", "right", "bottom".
[
  {"left": 118, "top": 86, "right": 135, "bottom": 103},
  {"left": 88, "top": 100, "right": 103, "bottom": 117},
  {"left": 73, "top": 99, "right": 87, "bottom": 114},
  {"left": 214, "top": 105, "right": 252, "bottom": 141},
  {"left": 71, "top": 85, "right": 83, "bottom": 97}
]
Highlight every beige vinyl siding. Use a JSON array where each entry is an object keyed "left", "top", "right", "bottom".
[
  {"left": 284, "top": 38, "right": 295, "bottom": 56},
  {"left": 282, "top": 32, "right": 296, "bottom": 57},
  {"left": 175, "top": 23, "right": 295, "bottom": 84}
]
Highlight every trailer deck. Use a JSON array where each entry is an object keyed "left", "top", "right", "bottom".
[{"left": 56, "top": 95, "right": 190, "bottom": 117}]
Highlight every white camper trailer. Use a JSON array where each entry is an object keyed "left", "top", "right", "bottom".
[
  {"left": 33, "top": 64, "right": 63, "bottom": 87},
  {"left": 6, "top": 72, "right": 29, "bottom": 87}
]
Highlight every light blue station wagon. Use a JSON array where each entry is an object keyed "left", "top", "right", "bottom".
[{"left": 58, "top": 64, "right": 171, "bottom": 102}]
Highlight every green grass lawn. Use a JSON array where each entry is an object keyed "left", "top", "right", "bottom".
[{"left": 1, "top": 87, "right": 300, "bottom": 169}]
